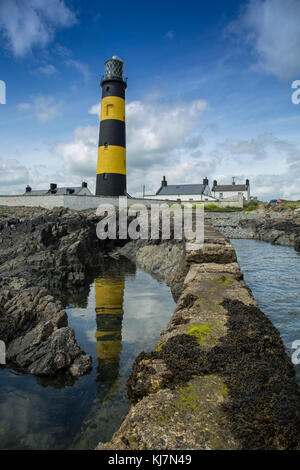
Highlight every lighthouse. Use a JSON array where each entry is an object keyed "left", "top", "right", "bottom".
[{"left": 96, "top": 56, "right": 127, "bottom": 196}]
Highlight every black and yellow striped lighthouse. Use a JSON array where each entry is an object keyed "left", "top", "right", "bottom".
[{"left": 96, "top": 56, "right": 127, "bottom": 196}]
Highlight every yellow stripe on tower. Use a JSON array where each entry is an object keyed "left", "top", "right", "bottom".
[
  {"left": 100, "top": 96, "right": 125, "bottom": 122},
  {"left": 94, "top": 277, "right": 124, "bottom": 361},
  {"left": 97, "top": 146, "right": 126, "bottom": 175},
  {"left": 95, "top": 278, "right": 125, "bottom": 307},
  {"left": 95, "top": 338, "right": 122, "bottom": 361}
]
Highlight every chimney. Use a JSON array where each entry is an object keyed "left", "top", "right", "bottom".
[
  {"left": 203, "top": 177, "right": 208, "bottom": 186},
  {"left": 25, "top": 185, "right": 31, "bottom": 193},
  {"left": 213, "top": 179, "right": 217, "bottom": 188},
  {"left": 82, "top": 181, "right": 88, "bottom": 188},
  {"left": 246, "top": 179, "right": 249, "bottom": 187},
  {"left": 161, "top": 176, "right": 167, "bottom": 187},
  {"left": 232, "top": 177, "right": 236, "bottom": 185},
  {"left": 50, "top": 183, "right": 57, "bottom": 193}
]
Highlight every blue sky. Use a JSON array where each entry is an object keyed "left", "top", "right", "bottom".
[{"left": 0, "top": 0, "right": 300, "bottom": 200}]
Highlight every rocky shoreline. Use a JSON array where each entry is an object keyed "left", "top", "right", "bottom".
[
  {"left": 205, "top": 210, "right": 300, "bottom": 251},
  {"left": 0, "top": 206, "right": 113, "bottom": 379}
]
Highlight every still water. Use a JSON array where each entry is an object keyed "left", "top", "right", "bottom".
[
  {"left": 0, "top": 260, "right": 175, "bottom": 450},
  {"left": 231, "top": 239, "right": 300, "bottom": 384}
]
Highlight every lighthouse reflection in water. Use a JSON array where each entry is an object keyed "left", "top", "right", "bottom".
[
  {"left": 0, "top": 258, "right": 176, "bottom": 450},
  {"left": 94, "top": 275, "right": 124, "bottom": 397}
]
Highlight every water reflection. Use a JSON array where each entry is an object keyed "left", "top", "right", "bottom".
[
  {"left": 0, "top": 259, "right": 175, "bottom": 450},
  {"left": 94, "top": 276, "right": 124, "bottom": 398}
]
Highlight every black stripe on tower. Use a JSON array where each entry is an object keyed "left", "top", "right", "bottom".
[
  {"left": 99, "top": 119, "right": 126, "bottom": 148},
  {"left": 101, "top": 80, "right": 126, "bottom": 99},
  {"left": 96, "top": 173, "right": 126, "bottom": 197}
]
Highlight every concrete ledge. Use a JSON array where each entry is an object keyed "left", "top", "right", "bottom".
[
  {"left": 96, "top": 225, "right": 300, "bottom": 450},
  {"left": 0, "top": 195, "right": 180, "bottom": 210}
]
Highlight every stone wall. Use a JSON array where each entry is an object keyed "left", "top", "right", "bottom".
[
  {"left": 205, "top": 211, "right": 300, "bottom": 251},
  {"left": 96, "top": 224, "right": 300, "bottom": 450},
  {"left": 0, "top": 195, "right": 178, "bottom": 211},
  {"left": 0, "top": 195, "right": 64, "bottom": 209},
  {"left": 0, "top": 194, "right": 244, "bottom": 210}
]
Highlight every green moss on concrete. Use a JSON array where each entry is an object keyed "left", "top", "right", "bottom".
[
  {"left": 208, "top": 276, "right": 237, "bottom": 293},
  {"left": 158, "top": 382, "right": 202, "bottom": 422},
  {"left": 185, "top": 323, "right": 213, "bottom": 343},
  {"left": 174, "top": 383, "right": 201, "bottom": 412},
  {"left": 219, "top": 383, "right": 229, "bottom": 395}
]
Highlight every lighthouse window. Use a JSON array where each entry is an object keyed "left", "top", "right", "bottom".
[
  {"left": 106, "top": 86, "right": 110, "bottom": 91},
  {"left": 106, "top": 104, "right": 114, "bottom": 116},
  {"left": 104, "top": 142, "right": 108, "bottom": 148},
  {"left": 103, "top": 173, "right": 108, "bottom": 180}
]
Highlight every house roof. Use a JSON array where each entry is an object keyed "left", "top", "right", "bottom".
[
  {"left": 54, "top": 187, "right": 82, "bottom": 195},
  {"left": 213, "top": 184, "right": 248, "bottom": 192},
  {"left": 157, "top": 184, "right": 206, "bottom": 196},
  {"left": 24, "top": 186, "right": 88, "bottom": 196},
  {"left": 25, "top": 189, "right": 49, "bottom": 195}
]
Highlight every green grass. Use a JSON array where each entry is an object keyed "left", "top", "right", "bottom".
[
  {"left": 204, "top": 204, "right": 243, "bottom": 212},
  {"left": 279, "top": 200, "right": 300, "bottom": 210},
  {"left": 243, "top": 200, "right": 260, "bottom": 211}
]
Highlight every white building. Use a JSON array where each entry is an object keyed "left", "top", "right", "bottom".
[
  {"left": 145, "top": 176, "right": 216, "bottom": 202},
  {"left": 212, "top": 179, "right": 250, "bottom": 201},
  {"left": 24, "top": 182, "right": 92, "bottom": 196}
]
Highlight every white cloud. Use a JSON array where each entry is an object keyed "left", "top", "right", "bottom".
[
  {"left": 0, "top": 159, "right": 29, "bottom": 186},
  {"left": 65, "top": 59, "right": 90, "bottom": 81},
  {"left": 0, "top": 156, "right": 93, "bottom": 195},
  {"left": 34, "top": 95, "right": 63, "bottom": 122},
  {"left": 34, "top": 64, "right": 57, "bottom": 75},
  {"left": 17, "top": 95, "right": 63, "bottom": 122},
  {"left": 9, "top": 96, "right": 300, "bottom": 201},
  {"left": 17, "top": 102, "right": 31, "bottom": 112},
  {"left": 54, "top": 98, "right": 208, "bottom": 192},
  {"left": 220, "top": 133, "right": 292, "bottom": 160},
  {"left": 88, "top": 103, "right": 100, "bottom": 116},
  {"left": 229, "top": 0, "right": 300, "bottom": 79},
  {"left": 126, "top": 99, "right": 208, "bottom": 169},
  {"left": 211, "top": 133, "right": 300, "bottom": 200},
  {"left": 55, "top": 43, "right": 72, "bottom": 57},
  {"left": 0, "top": 0, "right": 77, "bottom": 57},
  {"left": 54, "top": 124, "right": 98, "bottom": 178}
]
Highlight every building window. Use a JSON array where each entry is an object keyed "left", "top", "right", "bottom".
[
  {"left": 219, "top": 192, "right": 223, "bottom": 198},
  {"left": 106, "top": 104, "right": 114, "bottom": 116}
]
